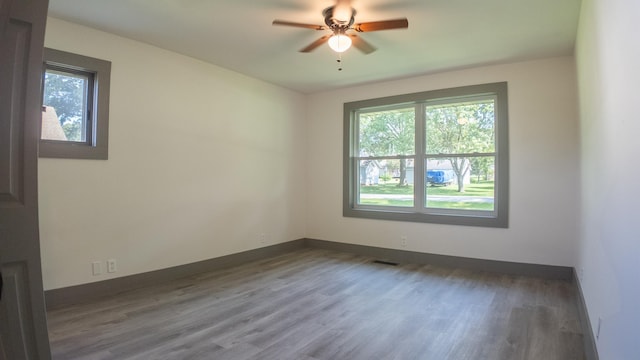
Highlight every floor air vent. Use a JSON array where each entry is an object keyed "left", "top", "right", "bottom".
[{"left": 372, "top": 260, "right": 399, "bottom": 266}]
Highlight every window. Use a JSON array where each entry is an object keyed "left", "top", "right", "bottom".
[
  {"left": 40, "top": 48, "right": 111, "bottom": 159},
  {"left": 343, "top": 82, "right": 508, "bottom": 227}
]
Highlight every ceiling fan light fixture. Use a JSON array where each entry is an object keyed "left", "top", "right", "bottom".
[{"left": 328, "top": 34, "right": 352, "bottom": 52}]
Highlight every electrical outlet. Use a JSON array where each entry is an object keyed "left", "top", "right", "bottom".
[
  {"left": 107, "top": 259, "right": 117, "bottom": 273},
  {"left": 260, "top": 233, "right": 266, "bottom": 244},
  {"left": 92, "top": 261, "right": 102, "bottom": 276},
  {"left": 400, "top": 236, "right": 408, "bottom": 248}
]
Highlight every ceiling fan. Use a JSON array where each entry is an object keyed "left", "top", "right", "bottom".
[{"left": 272, "top": 0, "right": 409, "bottom": 54}]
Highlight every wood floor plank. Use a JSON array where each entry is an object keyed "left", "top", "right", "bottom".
[{"left": 47, "top": 248, "right": 585, "bottom": 359}]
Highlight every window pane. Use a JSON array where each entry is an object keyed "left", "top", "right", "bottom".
[
  {"left": 42, "top": 69, "right": 89, "bottom": 142},
  {"left": 425, "top": 98, "right": 495, "bottom": 154},
  {"left": 358, "top": 159, "right": 414, "bottom": 207},
  {"left": 358, "top": 107, "right": 415, "bottom": 157},
  {"left": 425, "top": 156, "right": 495, "bottom": 211}
]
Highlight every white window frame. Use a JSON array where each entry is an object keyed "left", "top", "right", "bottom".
[{"left": 343, "top": 82, "right": 509, "bottom": 228}]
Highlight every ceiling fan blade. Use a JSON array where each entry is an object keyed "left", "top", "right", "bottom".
[
  {"left": 354, "top": 18, "right": 408, "bottom": 32},
  {"left": 272, "top": 20, "right": 326, "bottom": 30},
  {"left": 300, "top": 35, "right": 332, "bottom": 52},
  {"left": 349, "top": 34, "right": 376, "bottom": 54}
]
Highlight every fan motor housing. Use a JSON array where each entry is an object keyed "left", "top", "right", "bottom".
[{"left": 323, "top": 6, "right": 356, "bottom": 29}]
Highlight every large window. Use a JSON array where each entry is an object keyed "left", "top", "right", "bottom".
[
  {"left": 344, "top": 82, "right": 508, "bottom": 227},
  {"left": 40, "top": 48, "right": 111, "bottom": 159}
]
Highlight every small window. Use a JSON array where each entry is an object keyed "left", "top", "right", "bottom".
[
  {"left": 344, "top": 82, "right": 509, "bottom": 228},
  {"left": 40, "top": 48, "right": 111, "bottom": 159}
]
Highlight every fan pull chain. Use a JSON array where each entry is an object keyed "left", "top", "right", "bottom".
[{"left": 337, "top": 53, "right": 343, "bottom": 71}]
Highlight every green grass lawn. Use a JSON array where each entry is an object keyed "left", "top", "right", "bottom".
[
  {"left": 360, "top": 198, "right": 414, "bottom": 207},
  {"left": 359, "top": 180, "right": 494, "bottom": 210},
  {"left": 426, "top": 181, "right": 494, "bottom": 197},
  {"left": 359, "top": 181, "right": 413, "bottom": 195},
  {"left": 360, "top": 180, "right": 494, "bottom": 197},
  {"left": 360, "top": 198, "right": 493, "bottom": 210},
  {"left": 425, "top": 200, "right": 494, "bottom": 211}
]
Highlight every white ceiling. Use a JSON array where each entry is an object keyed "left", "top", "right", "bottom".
[{"left": 47, "top": 0, "right": 582, "bottom": 93}]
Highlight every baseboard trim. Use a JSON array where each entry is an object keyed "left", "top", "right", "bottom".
[
  {"left": 303, "top": 238, "right": 574, "bottom": 280},
  {"left": 44, "top": 239, "right": 306, "bottom": 310},
  {"left": 45, "top": 237, "right": 574, "bottom": 310},
  {"left": 573, "top": 269, "right": 599, "bottom": 360}
]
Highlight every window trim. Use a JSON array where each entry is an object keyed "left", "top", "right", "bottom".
[
  {"left": 343, "top": 82, "right": 509, "bottom": 228},
  {"left": 40, "top": 48, "right": 111, "bottom": 160}
]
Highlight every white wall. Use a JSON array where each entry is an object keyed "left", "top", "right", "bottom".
[
  {"left": 306, "top": 57, "right": 580, "bottom": 267},
  {"left": 41, "top": 19, "right": 582, "bottom": 293},
  {"left": 575, "top": 0, "right": 640, "bottom": 358},
  {"left": 40, "top": 18, "right": 307, "bottom": 290}
]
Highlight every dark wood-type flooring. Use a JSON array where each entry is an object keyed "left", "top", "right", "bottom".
[{"left": 47, "top": 248, "right": 585, "bottom": 359}]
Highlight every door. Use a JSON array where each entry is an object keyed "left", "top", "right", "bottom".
[{"left": 0, "top": 0, "right": 51, "bottom": 359}]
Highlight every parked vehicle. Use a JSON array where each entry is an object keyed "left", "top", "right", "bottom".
[{"left": 427, "top": 170, "right": 455, "bottom": 186}]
